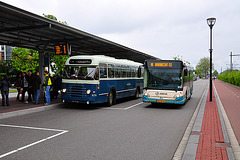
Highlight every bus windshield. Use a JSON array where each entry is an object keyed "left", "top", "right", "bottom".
[
  {"left": 63, "top": 66, "right": 99, "bottom": 80},
  {"left": 144, "top": 68, "right": 182, "bottom": 90}
]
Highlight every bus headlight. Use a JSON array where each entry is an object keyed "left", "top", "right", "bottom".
[
  {"left": 143, "top": 90, "right": 150, "bottom": 97},
  {"left": 173, "top": 93, "right": 180, "bottom": 99},
  {"left": 62, "top": 88, "right": 67, "bottom": 93},
  {"left": 86, "top": 89, "right": 91, "bottom": 95}
]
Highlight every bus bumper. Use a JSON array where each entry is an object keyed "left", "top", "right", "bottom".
[
  {"left": 142, "top": 95, "right": 186, "bottom": 105},
  {"left": 61, "top": 94, "right": 107, "bottom": 104}
]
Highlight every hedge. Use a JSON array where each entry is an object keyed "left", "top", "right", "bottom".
[{"left": 218, "top": 71, "right": 240, "bottom": 87}]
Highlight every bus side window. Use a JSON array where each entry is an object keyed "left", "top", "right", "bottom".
[
  {"left": 126, "top": 66, "right": 131, "bottom": 77},
  {"left": 121, "top": 65, "right": 127, "bottom": 78},
  {"left": 115, "top": 65, "right": 121, "bottom": 78},
  {"left": 100, "top": 63, "right": 107, "bottom": 78},
  {"left": 131, "top": 67, "right": 136, "bottom": 77},
  {"left": 108, "top": 64, "right": 114, "bottom": 78}
]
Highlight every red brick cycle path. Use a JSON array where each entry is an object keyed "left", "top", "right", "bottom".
[
  {"left": 196, "top": 85, "right": 228, "bottom": 159},
  {"left": 214, "top": 79, "right": 240, "bottom": 145}
]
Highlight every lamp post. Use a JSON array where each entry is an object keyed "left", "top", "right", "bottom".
[{"left": 207, "top": 17, "right": 216, "bottom": 102}]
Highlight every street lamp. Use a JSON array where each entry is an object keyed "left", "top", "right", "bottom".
[{"left": 207, "top": 17, "right": 216, "bottom": 102}]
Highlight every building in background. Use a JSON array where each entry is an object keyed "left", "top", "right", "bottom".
[{"left": 0, "top": 45, "right": 12, "bottom": 60}]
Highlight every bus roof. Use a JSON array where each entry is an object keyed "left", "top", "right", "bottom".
[{"left": 65, "top": 55, "right": 142, "bottom": 67}]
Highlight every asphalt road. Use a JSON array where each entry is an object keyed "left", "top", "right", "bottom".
[{"left": 0, "top": 80, "right": 208, "bottom": 160}]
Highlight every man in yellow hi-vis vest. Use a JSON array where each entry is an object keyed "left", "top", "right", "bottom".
[{"left": 43, "top": 71, "right": 52, "bottom": 105}]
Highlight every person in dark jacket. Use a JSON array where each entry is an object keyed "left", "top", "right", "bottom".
[
  {"left": 54, "top": 75, "right": 62, "bottom": 98},
  {"left": 14, "top": 73, "right": 22, "bottom": 100},
  {"left": 51, "top": 75, "right": 62, "bottom": 99},
  {"left": 21, "top": 72, "right": 29, "bottom": 103},
  {"left": 33, "top": 72, "right": 41, "bottom": 105},
  {"left": 0, "top": 75, "right": 11, "bottom": 106},
  {"left": 27, "top": 70, "right": 35, "bottom": 103}
]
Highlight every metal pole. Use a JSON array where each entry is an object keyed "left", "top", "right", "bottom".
[
  {"left": 209, "top": 27, "right": 213, "bottom": 102},
  {"left": 230, "top": 52, "right": 233, "bottom": 71}
]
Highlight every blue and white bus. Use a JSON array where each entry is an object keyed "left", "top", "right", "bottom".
[
  {"left": 142, "top": 60, "right": 193, "bottom": 105},
  {"left": 61, "top": 55, "right": 143, "bottom": 106}
]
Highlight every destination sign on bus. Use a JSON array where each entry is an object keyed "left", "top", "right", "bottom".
[
  {"left": 69, "top": 59, "right": 92, "bottom": 64},
  {"left": 150, "top": 63, "right": 172, "bottom": 67},
  {"left": 147, "top": 61, "right": 183, "bottom": 69}
]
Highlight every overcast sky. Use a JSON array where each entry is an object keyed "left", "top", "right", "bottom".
[{"left": 2, "top": 0, "right": 240, "bottom": 72}]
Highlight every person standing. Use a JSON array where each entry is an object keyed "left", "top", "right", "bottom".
[
  {"left": 14, "top": 73, "right": 22, "bottom": 100},
  {"left": 21, "top": 72, "right": 29, "bottom": 103},
  {"left": 27, "top": 70, "right": 34, "bottom": 103},
  {"left": 33, "top": 72, "right": 41, "bottom": 105},
  {"left": 55, "top": 75, "right": 62, "bottom": 98},
  {"left": 43, "top": 71, "right": 52, "bottom": 105},
  {"left": 0, "top": 75, "right": 11, "bottom": 106}
]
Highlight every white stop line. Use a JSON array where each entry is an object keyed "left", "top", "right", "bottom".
[{"left": 0, "top": 124, "right": 68, "bottom": 159}]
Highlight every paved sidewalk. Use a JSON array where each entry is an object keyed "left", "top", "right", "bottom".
[{"left": 0, "top": 91, "right": 61, "bottom": 119}]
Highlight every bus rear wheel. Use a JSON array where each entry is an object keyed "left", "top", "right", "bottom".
[{"left": 107, "top": 90, "right": 116, "bottom": 107}]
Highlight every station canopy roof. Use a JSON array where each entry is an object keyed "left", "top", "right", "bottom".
[{"left": 0, "top": 2, "right": 158, "bottom": 63}]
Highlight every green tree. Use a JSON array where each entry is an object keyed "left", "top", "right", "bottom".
[
  {"left": 0, "top": 60, "right": 18, "bottom": 83},
  {"left": 11, "top": 48, "right": 39, "bottom": 73},
  {"left": 213, "top": 70, "right": 218, "bottom": 77},
  {"left": 172, "top": 55, "right": 190, "bottom": 65},
  {"left": 195, "top": 57, "right": 214, "bottom": 77},
  {"left": 49, "top": 53, "right": 69, "bottom": 75},
  {"left": 43, "top": 14, "right": 67, "bottom": 25}
]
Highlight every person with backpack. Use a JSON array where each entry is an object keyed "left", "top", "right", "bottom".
[
  {"left": 0, "top": 75, "right": 11, "bottom": 106},
  {"left": 43, "top": 71, "right": 52, "bottom": 105}
]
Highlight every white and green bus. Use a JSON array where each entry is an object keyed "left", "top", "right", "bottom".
[{"left": 142, "top": 60, "right": 193, "bottom": 105}]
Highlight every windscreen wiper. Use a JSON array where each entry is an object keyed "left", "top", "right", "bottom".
[{"left": 84, "top": 69, "right": 95, "bottom": 79}]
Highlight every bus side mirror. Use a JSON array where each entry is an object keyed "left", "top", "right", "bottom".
[
  {"left": 138, "top": 67, "right": 141, "bottom": 78},
  {"left": 184, "top": 69, "right": 188, "bottom": 76}
]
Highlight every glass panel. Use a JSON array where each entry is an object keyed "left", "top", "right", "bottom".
[
  {"left": 100, "top": 63, "right": 107, "bottom": 78},
  {"left": 115, "top": 65, "right": 121, "bottom": 78},
  {"left": 63, "top": 66, "right": 98, "bottom": 80},
  {"left": 121, "top": 65, "right": 127, "bottom": 78},
  {"left": 126, "top": 66, "right": 131, "bottom": 77},
  {"left": 144, "top": 67, "right": 182, "bottom": 90},
  {"left": 108, "top": 64, "right": 114, "bottom": 78}
]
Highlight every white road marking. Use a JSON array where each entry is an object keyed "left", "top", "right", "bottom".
[
  {"left": 103, "top": 102, "right": 143, "bottom": 110},
  {"left": 124, "top": 102, "right": 143, "bottom": 110},
  {"left": 0, "top": 124, "right": 68, "bottom": 159},
  {"left": 0, "top": 124, "right": 67, "bottom": 132}
]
